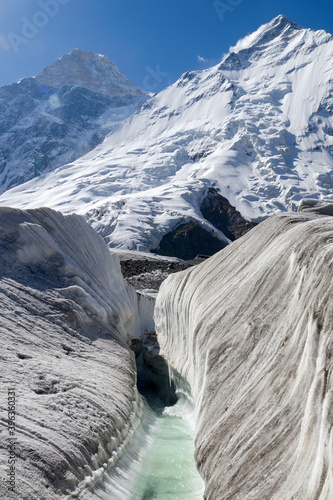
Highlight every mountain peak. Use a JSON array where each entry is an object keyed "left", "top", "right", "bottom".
[
  {"left": 270, "top": 14, "right": 298, "bottom": 27},
  {"left": 230, "top": 14, "right": 301, "bottom": 53},
  {"left": 36, "top": 49, "right": 144, "bottom": 97},
  {"left": 262, "top": 14, "right": 301, "bottom": 35}
]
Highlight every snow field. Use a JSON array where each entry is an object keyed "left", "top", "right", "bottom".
[{"left": 2, "top": 16, "right": 333, "bottom": 251}]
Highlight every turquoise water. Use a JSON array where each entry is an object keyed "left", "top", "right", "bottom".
[
  {"left": 84, "top": 390, "right": 204, "bottom": 500},
  {"left": 131, "top": 396, "right": 204, "bottom": 500}
]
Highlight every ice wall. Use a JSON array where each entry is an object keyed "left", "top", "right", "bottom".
[
  {"left": 0, "top": 207, "right": 152, "bottom": 499},
  {"left": 155, "top": 204, "right": 333, "bottom": 499}
]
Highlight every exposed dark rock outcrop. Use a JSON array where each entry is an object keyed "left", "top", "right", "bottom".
[
  {"left": 151, "top": 221, "right": 226, "bottom": 260},
  {"left": 200, "top": 187, "right": 257, "bottom": 240},
  {"left": 150, "top": 189, "right": 256, "bottom": 261}
]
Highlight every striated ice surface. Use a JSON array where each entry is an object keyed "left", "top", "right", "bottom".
[
  {"left": 154, "top": 206, "right": 333, "bottom": 499},
  {"left": 0, "top": 207, "right": 153, "bottom": 499},
  {"left": 298, "top": 197, "right": 333, "bottom": 216}
]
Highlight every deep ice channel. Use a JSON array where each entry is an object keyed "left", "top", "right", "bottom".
[{"left": 80, "top": 344, "right": 204, "bottom": 500}]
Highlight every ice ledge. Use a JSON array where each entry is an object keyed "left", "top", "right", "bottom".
[{"left": 298, "top": 197, "right": 333, "bottom": 215}]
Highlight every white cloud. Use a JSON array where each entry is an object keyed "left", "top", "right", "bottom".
[{"left": 197, "top": 55, "right": 206, "bottom": 62}]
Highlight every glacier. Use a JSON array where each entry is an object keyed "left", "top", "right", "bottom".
[
  {"left": 0, "top": 206, "right": 204, "bottom": 499},
  {"left": 154, "top": 200, "right": 333, "bottom": 499},
  {"left": 1, "top": 16, "right": 333, "bottom": 252},
  {"left": 2, "top": 202, "right": 332, "bottom": 499},
  {"left": 1, "top": 13, "right": 333, "bottom": 499},
  {"left": 0, "top": 207, "right": 155, "bottom": 499}
]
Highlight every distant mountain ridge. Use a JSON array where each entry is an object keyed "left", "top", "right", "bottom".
[
  {"left": 0, "top": 50, "right": 147, "bottom": 193},
  {"left": 1, "top": 16, "right": 333, "bottom": 254},
  {"left": 36, "top": 49, "right": 144, "bottom": 97}
]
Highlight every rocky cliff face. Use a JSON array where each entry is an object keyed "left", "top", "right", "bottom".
[
  {"left": 154, "top": 200, "right": 333, "bottom": 499},
  {"left": 200, "top": 187, "right": 257, "bottom": 241},
  {"left": 151, "top": 188, "right": 256, "bottom": 260},
  {"left": 0, "top": 207, "right": 153, "bottom": 499},
  {"left": 151, "top": 221, "right": 226, "bottom": 260}
]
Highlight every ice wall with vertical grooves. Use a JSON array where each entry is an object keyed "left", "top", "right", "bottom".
[
  {"left": 0, "top": 207, "right": 153, "bottom": 499},
  {"left": 154, "top": 202, "right": 333, "bottom": 499}
]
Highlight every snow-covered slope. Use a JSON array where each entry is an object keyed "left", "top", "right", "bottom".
[
  {"left": 154, "top": 201, "right": 333, "bottom": 499},
  {"left": 2, "top": 15, "right": 333, "bottom": 252},
  {"left": 0, "top": 207, "right": 154, "bottom": 499},
  {"left": 0, "top": 50, "right": 146, "bottom": 194}
]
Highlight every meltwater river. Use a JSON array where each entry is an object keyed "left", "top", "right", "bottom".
[{"left": 82, "top": 382, "right": 204, "bottom": 500}]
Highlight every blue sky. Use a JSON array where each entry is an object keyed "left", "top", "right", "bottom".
[{"left": 0, "top": 0, "right": 333, "bottom": 91}]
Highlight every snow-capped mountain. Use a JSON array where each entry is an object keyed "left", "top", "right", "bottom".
[
  {"left": 36, "top": 48, "right": 144, "bottom": 97},
  {"left": 1, "top": 15, "right": 333, "bottom": 252},
  {"left": 0, "top": 49, "right": 147, "bottom": 193}
]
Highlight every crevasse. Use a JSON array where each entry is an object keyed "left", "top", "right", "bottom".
[{"left": 80, "top": 338, "right": 204, "bottom": 500}]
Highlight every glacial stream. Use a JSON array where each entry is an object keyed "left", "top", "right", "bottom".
[{"left": 82, "top": 345, "right": 204, "bottom": 500}]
